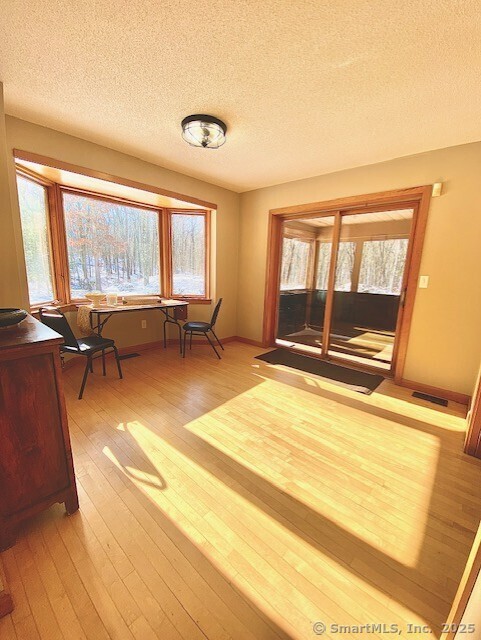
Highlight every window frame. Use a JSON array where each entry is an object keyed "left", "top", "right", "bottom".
[
  {"left": 16, "top": 168, "right": 60, "bottom": 308},
  {"left": 356, "top": 235, "right": 410, "bottom": 296},
  {"left": 60, "top": 186, "right": 164, "bottom": 302},
  {"left": 164, "top": 209, "right": 211, "bottom": 300},
  {"left": 15, "top": 167, "right": 212, "bottom": 309},
  {"left": 316, "top": 234, "right": 411, "bottom": 295},
  {"left": 280, "top": 228, "right": 315, "bottom": 291}
]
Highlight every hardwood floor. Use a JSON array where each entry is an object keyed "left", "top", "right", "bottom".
[{"left": 1, "top": 341, "right": 480, "bottom": 639}]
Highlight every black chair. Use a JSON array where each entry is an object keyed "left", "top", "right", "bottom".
[
  {"left": 182, "top": 298, "right": 224, "bottom": 359},
  {"left": 39, "top": 307, "right": 123, "bottom": 399}
]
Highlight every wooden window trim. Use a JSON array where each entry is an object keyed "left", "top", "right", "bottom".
[
  {"left": 15, "top": 170, "right": 60, "bottom": 309},
  {"left": 58, "top": 186, "right": 164, "bottom": 299},
  {"left": 15, "top": 166, "right": 212, "bottom": 308},
  {"left": 14, "top": 149, "right": 217, "bottom": 210},
  {"left": 165, "top": 209, "right": 211, "bottom": 301}
]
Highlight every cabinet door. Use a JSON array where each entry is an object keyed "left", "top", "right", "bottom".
[{"left": 0, "top": 352, "right": 70, "bottom": 516}]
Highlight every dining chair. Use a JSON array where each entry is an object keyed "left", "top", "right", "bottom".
[
  {"left": 182, "top": 298, "right": 224, "bottom": 359},
  {"left": 39, "top": 307, "right": 123, "bottom": 399}
]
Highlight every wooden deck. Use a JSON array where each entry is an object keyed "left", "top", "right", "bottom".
[{"left": 1, "top": 341, "right": 480, "bottom": 639}]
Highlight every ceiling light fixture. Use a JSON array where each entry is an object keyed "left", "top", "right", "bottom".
[{"left": 181, "top": 114, "right": 227, "bottom": 149}]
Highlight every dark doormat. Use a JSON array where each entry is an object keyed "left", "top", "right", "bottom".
[{"left": 255, "top": 349, "right": 384, "bottom": 394}]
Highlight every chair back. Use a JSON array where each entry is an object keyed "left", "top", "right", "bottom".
[
  {"left": 210, "top": 298, "right": 223, "bottom": 328},
  {"left": 38, "top": 307, "right": 79, "bottom": 350}
]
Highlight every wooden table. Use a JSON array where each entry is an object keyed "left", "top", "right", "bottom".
[{"left": 82, "top": 299, "right": 189, "bottom": 354}]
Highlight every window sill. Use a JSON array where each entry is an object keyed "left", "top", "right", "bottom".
[{"left": 173, "top": 298, "right": 212, "bottom": 305}]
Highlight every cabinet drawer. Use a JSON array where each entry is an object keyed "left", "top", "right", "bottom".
[{"left": 0, "top": 353, "right": 70, "bottom": 516}]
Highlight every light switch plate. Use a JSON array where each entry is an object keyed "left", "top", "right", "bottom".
[{"left": 419, "top": 275, "right": 429, "bottom": 288}]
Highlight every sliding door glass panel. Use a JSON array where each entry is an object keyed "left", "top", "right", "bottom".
[
  {"left": 328, "top": 209, "right": 413, "bottom": 369},
  {"left": 276, "top": 216, "right": 335, "bottom": 353}
]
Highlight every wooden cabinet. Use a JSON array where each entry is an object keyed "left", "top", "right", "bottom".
[{"left": 0, "top": 315, "right": 78, "bottom": 551}]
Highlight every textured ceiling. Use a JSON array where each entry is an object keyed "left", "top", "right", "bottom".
[
  {"left": 296, "top": 209, "right": 414, "bottom": 227},
  {"left": 1, "top": 1, "right": 481, "bottom": 192}
]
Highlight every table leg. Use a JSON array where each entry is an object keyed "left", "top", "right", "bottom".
[{"left": 160, "top": 308, "right": 184, "bottom": 355}]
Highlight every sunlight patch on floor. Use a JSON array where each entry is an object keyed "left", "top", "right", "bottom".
[
  {"left": 115, "top": 379, "right": 443, "bottom": 570},
  {"left": 254, "top": 365, "right": 466, "bottom": 432},
  {"left": 98, "top": 421, "right": 436, "bottom": 636}
]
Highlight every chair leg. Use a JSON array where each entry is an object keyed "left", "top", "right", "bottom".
[
  {"left": 190, "top": 332, "right": 193, "bottom": 350},
  {"left": 205, "top": 332, "right": 221, "bottom": 359},
  {"left": 102, "top": 349, "right": 106, "bottom": 376},
  {"left": 79, "top": 357, "right": 91, "bottom": 399},
  {"left": 211, "top": 329, "right": 224, "bottom": 350},
  {"left": 89, "top": 358, "right": 94, "bottom": 373},
  {"left": 113, "top": 347, "right": 123, "bottom": 379},
  {"left": 183, "top": 331, "right": 187, "bottom": 358},
  {"left": 177, "top": 322, "right": 182, "bottom": 354}
]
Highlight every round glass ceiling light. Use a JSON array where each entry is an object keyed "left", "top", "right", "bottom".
[{"left": 181, "top": 114, "right": 227, "bottom": 149}]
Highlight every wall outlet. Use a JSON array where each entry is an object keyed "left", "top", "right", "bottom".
[
  {"left": 419, "top": 275, "right": 429, "bottom": 289},
  {"left": 141, "top": 320, "right": 147, "bottom": 329}
]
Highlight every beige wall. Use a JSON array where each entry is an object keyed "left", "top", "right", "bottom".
[
  {"left": 2, "top": 111, "right": 240, "bottom": 346},
  {"left": 238, "top": 143, "right": 481, "bottom": 395},
  {"left": 2, "top": 88, "right": 481, "bottom": 394},
  {"left": 0, "top": 86, "right": 23, "bottom": 306}
]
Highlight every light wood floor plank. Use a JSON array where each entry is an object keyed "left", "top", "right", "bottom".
[{"left": 1, "top": 341, "right": 480, "bottom": 639}]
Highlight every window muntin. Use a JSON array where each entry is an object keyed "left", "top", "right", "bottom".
[
  {"left": 170, "top": 213, "right": 207, "bottom": 297},
  {"left": 358, "top": 238, "right": 408, "bottom": 295},
  {"left": 62, "top": 192, "right": 160, "bottom": 298},
  {"left": 280, "top": 237, "right": 312, "bottom": 290},
  {"left": 16, "top": 174, "right": 55, "bottom": 305}
]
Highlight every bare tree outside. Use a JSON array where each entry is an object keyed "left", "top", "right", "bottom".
[
  {"left": 334, "top": 242, "right": 356, "bottom": 291},
  {"left": 358, "top": 239, "right": 408, "bottom": 294},
  {"left": 63, "top": 193, "right": 160, "bottom": 297},
  {"left": 316, "top": 243, "right": 331, "bottom": 289},
  {"left": 316, "top": 242, "right": 356, "bottom": 291},
  {"left": 171, "top": 214, "right": 206, "bottom": 296},
  {"left": 280, "top": 237, "right": 311, "bottom": 289}
]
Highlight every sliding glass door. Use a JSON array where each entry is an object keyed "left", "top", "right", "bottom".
[
  {"left": 276, "top": 216, "right": 335, "bottom": 354},
  {"left": 327, "top": 209, "right": 413, "bottom": 369},
  {"left": 275, "top": 207, "right": 415, "bottom": 372}
]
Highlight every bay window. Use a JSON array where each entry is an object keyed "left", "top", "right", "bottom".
[
  {"left": 15, "top": 169, "right": 211, "bottom": 307},
  {"left": 62, "top": 192, "right": 160, "bottom": 298}
]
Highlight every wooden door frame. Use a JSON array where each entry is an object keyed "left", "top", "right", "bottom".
[
  {"left": 440, "top": 520, "right": 481, "bottom": 639},
  {"left": 263, "top": 185, "right": 432, "bottom": 381},
  {"left": 464, "top": 365, "right": 481, "bottom": 457}
]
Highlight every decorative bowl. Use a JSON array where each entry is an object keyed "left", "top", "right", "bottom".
[{"left": 0, "top": 308, "right": 28, "bottom": 328}]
